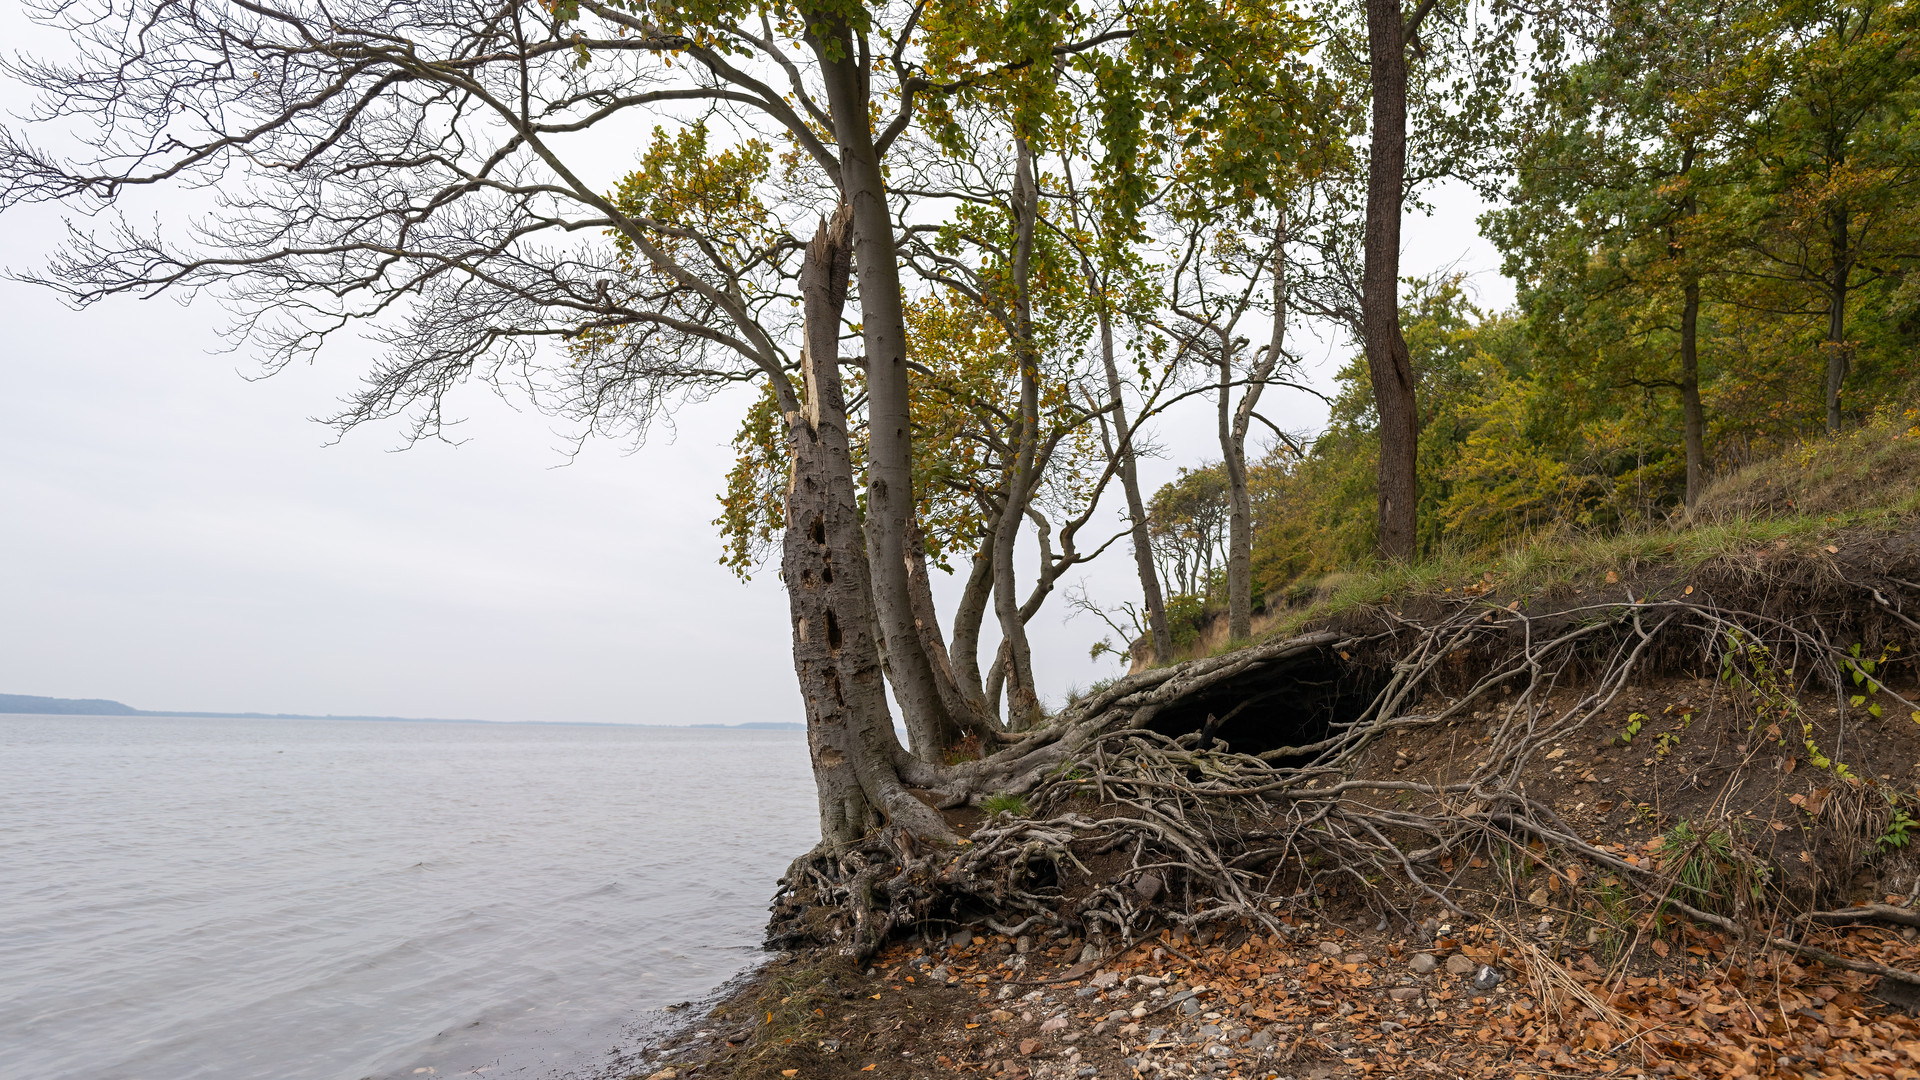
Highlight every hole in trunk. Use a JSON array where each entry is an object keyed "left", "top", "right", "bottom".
[
  {"left": 826, "top": 608, "right": 843, "bottom": 652},
  {"left": 810, "top": 514, "right": 827, "bottom": 545}
]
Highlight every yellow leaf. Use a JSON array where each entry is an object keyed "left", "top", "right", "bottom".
[
  {"left": 782, "top": 1072, "right": 798, "bottom": 1077},
  {"left": 863, "top": 1066, "right": 878, "bottom": 1072}
]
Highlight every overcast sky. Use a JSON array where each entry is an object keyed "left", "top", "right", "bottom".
[{"left": 0, "top": 13, "right": 1513, "bottom": 725}]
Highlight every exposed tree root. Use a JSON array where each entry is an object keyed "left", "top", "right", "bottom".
[{"left": 771, "top": 581, "right": 1920, "bottom": 990}]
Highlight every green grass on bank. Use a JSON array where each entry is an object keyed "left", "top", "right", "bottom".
[{"left": 1179, "top": 406, "right": 1920, "bottom": 664}]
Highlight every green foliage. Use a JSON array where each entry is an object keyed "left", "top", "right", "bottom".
[
  {"left": 1654, "top": 820, "right": 1755, "bottom": 916},
  {"left": 1615, "top": 712, "right": 1648, "bottom": 746}
]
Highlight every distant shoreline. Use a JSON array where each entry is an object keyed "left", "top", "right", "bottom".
[{"left": 0, "top": 693, "right": 803, "bottom": 730}]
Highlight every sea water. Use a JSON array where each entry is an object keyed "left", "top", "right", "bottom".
[{"left": 0, "top": 715, "right": 818, "bottom": 1080}]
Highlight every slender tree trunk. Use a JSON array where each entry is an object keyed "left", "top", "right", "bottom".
[
  {"left": 1220, "top": 225, "right": 1287, "bottom": 643},
  {"left": 990, "top": 140, "right": 1043, "bottom": 728},
  {"left": 950, "top": 530, "right": 995, "bottom": 702},
  {"left": 810, "top": 21, "right": 957, "bottom": 757},
  {"left": 1362, "top": 0, "right": 1419, "bottom": 561},
  {"left": 786, "top": 209, "right": 952, "bottom": 847},
  {"left": 906, "top": 519, "right": 1000, "bottom": 744},
  {"left": 1098, "top": 308, "right": 1173, "bottom": 663},
  {"left": 1826, "top": 207, "right": 1852, "bottom": 435},
  {"left": 1679, "top": 276, "right": 1707, "bottom": 514}
]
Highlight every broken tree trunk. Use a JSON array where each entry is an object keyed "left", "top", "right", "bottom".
[{"left": 784, "top": 207, "right": 954, "bottom": 848}]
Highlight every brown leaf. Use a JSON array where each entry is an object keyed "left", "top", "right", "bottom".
[{"left": 1651, "top": 939, "right": 1671, "bottom": 958}]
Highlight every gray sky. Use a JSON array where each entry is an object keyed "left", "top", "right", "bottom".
[{"left": 0, "top": 12, "right": 1511, "bottom": 724}]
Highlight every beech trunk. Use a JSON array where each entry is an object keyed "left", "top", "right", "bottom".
[
  {"left": 785, "top": 209, "right": 953, "bottom": 848},
  {"left": 810, "top": 19, "right": 960, "bottom": 759}
]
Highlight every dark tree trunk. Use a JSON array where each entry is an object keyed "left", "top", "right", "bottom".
[
  {"left": 1220, "top": 227, "right": 1286, "bottom": 643},
  {"left": 810, "top": 19, "right": 959, "bottom": 759},
  {"left": 786, "top": 208, "right": 953, "bottom": 847},
  {"left": 1680, "top": 276, "right": 1706, "bottom": 514},
  {"left": 1362, "top": 0, "right": 1420, "bottom": 562},
  {"left": 1826, "top": 207, "right": 1852, "bottom": 435}
]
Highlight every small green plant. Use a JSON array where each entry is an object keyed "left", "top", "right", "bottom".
[
  {"left": 1614, "top": 712, "right": 1648, "bottom": 745},
  {"left": 1654, "top": 820, "right": 1769, "bottom": 916},
  {"left": 981, "top": 793, "right": 1031, "bottom": 818},
  {"left": 1878, "top": 808, "right": 1917, "bottom": 852},
  {"left": 1654, "top": 730, "right": 1682, "bottom": 757}
]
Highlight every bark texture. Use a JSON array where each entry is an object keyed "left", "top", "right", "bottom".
[
  {"left": 1362, "top": 0, "right": 1420, "bottom": 562},
  {"left": 810, "top": 19, "right": 960, "bottom": 758},
  {"left": 785, "top": 208, "right": 952, "bottom": 847},
  {"left": 906, "top": 518, "right": 1002, "bottom": 745}
]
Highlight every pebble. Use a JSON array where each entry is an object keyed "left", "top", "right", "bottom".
[
  {"left": 1016, "top": 935, "right": 1033, "bottom": 955},
  {"left": 1445, "top": 954, "right": 1477, "bottom": 976},
  {"left": 1180, "top": 998, "right": 1201, "bottom": 1016},
  {"left": 1134, "top": 873, "right": 1164, "bottom": 903},
  {"left": 1408, "top": 953, "right": 1438, "bottom": 974},
  {"left": 1039, "top": 1016, "right": 1068, "bottom": 1032},
  {"left": 1249, "top": 1029, "right": 1276, "bottom": 1049},
  {"left": 1316, "top": 940, "right": 1344, "bottom": 956},
  {"left": 1472, "top": 965, "right": 1504, "bottom": 991},
  {"left": 1343, "top": 953, "right": 1369, "bottom": 965},
  {"left": 1389, "top": 987, "right": 1423, "bottom": 1001}
]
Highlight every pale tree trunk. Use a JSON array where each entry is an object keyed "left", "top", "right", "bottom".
[
  {"left": 811, "top": 21, "right": 959, "bottom": 758},
  {"left": 1680, "top": 276, "right": 1706, "bottom": 514},
  {"left": 785, "top": 208, "right": 953, "bottom": 847},
  {"left": 1362, "top": 0, "right": 1420, "bottom": 562},
  {"left": 1098, "top": 305, "right": 1174, "bottom": 662},
  {"left": 1826, "top": 207, "right": 1853, "bottom": 435},
  {"left": 990, "top": 140, "right": 1043, "bottom": 728},
  {"left": 1219, "top": 225, "right": 1287, "bottom": 643}
]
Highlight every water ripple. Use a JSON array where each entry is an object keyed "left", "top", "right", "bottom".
[{"left": 0, "top": 715, "right": 817, "bottom": 1080}]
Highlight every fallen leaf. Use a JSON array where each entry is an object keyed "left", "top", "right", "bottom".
[
  {"left": 1606, "top": 571, "right": 1619, "bottom": 583},
  {"left": 1651, "top": 939, "right": 1670, "bottom": 958},
  {"left": 1825, "top": 545, "right": 1840, "bottom": 554},
  {"left": 1684, "top": 585, "right": 1694, "bottom": 595}
]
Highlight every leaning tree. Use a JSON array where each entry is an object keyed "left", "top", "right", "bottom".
[{"left": 0, "top": 0, "right": 1147, "bottom": 844}]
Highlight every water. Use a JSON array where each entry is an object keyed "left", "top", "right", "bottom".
[{"left": 0, "top": 715, "right": 819, "bottom": 1080}]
